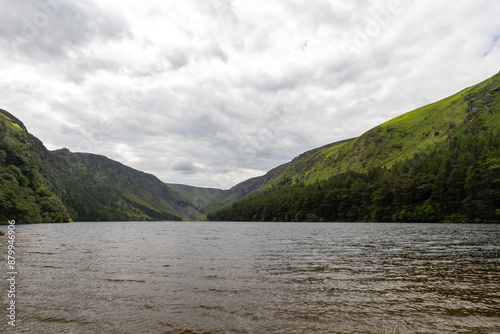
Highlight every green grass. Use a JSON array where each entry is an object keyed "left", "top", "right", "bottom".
[
  {"left": 168, "top": 184, "right": 223, "bottom": 210},
  {"left": 266, "top": 72, "right": 500, "bottom": 187}
]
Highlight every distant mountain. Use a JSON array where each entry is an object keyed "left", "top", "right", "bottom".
[
  {"left": 0, "top": 109, "right": 213, "bottom": 222},
  {"left": 167, "top": 184, "right": 223, "bottom": 219},
  {"left": 205, "top": 138, "right": 356, "bottom": 213},
  {"left": 204, "top": 163, "right": 290, "bottom": 213},
  {"left": 40, "top": 150, "right": 198, "bottom": 222},
  {"left": 208, "top": 72, "right": 500, "bottom": 222},
  {"left": 3, "top": 72, "right": 499, "bottom": 224}
]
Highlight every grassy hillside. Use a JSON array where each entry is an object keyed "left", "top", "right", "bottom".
[
  {"left": 208, "top": 73, "right": 500, "bottom": 222},
  {"left": 0, "top": 110, "right": 70, "bottom": 223},
  {"left": 51, "top": 151, "right": 189, "bottom": 221},
  {"left": 1, "top": 108, "right": 206, "bottom": 222},
  {"left": 3, "top": 72, "right": 499, "bottom": 223},
  {"left": 167, "top": 184, "right": 223, "bottom": 219},
  {"left": 204, "top": 162, "right": 291, "bottom": 213},
  {"left": 35, "top": 146, "right": 205, "bottom": 222},
  {"left": 267, "top": 73, "right": 500, "bottom": 186}
]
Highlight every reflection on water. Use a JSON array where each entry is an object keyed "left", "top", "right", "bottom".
[{"left": 0, "top": 222, "right": 499, "bottom": 333}]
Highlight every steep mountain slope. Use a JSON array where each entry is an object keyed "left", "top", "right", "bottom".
[
  {"left": 208, "top": 72, "right": 500, "bottom": 222},
  {"left": 206, "top": 138, "right": 355, "bottom": 212},
  {"left": 266, "top": 72, "right": 500, "bottom": 187},
  {"left": 1, "top": 109, "right": 205, "bottom": 222},
  {"left": 204, "top": 162, "right": 290, "bottom": 213},
  {"left": 46, "top": 151, "right": 198, "bottom": 221},
  {"left": 0, "top": 110, "right": 70, "bottom": 223},
  {"left": 167, "top": 184, "right": 223, "bottom": 219}
]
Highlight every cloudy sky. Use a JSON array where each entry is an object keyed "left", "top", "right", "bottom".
[{"left": 1, "top": 0, "right": 499, "bottom": 188}]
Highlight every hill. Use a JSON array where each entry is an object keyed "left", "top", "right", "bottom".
[
  {"left": 208, "top": 73, "right": 500, "bottom": 222},
  {"left": 166, "top": 183, "right": 223, "bottom": 219},
  {"left": 205, "top": 138, "right": 356, "bottom": 212},
  {"left": 2, "top": 72, "right": 499, "bottom": 223},
  {"left": 204, "top": 162, "right": 291, "bottom": 213},
  {"left": 0, "top": 109, "right": 208, "bottom": 222},
  {"left": 266, "top": 73, "right": 500, "bottom": 186},
  {"left": 0, "top": 110, "right": 70, "bottom": 223}
]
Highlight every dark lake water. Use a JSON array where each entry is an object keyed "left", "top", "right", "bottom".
[{"left": 0, "top": 222, "right": 499, "bottom": 333}]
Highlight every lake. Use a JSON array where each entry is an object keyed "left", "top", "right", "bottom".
[{"left": 0, "top": 222, "right": 499, "bottom": 333}]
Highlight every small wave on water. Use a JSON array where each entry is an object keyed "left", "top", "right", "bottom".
[{"left": 0, "top": 222, "right": 498, "bottom": 333}]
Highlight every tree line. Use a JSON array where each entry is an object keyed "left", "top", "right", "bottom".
[{"left": 208, "top": 130, "right": 500, "bottom": 223}]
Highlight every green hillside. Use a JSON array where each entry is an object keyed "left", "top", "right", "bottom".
[
  {"left": 204, "top": 162, "right": 292, "bottom": 213},
  {"left": 46, "top": 151, "right": 188, "bottom": 222},
  {"left": 2, "top": 72, "right": 499, "bottom": 223},
  {"left": 208, "top": 73, "right": 500, "bottom": 223},
  {"left": 0, "top": 110, "right": 70, "bottom": 223},
  {"left": 167, "top": 184, "right": 223, "bottom": 219},
  {"left": 268, "top": 73, "right": 500, "bottom": 187},
  {"left": 1, "top": 109, "right": 206, "bottom": 222}
]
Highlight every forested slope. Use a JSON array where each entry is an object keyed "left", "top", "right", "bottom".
[
  {"left": 0, "top": 110, "right": 70, "bottom": 223},
  {"left": 208, "top": 73, "right": 500, "bottom": 222},
  {"left": 1, "top": 109, "right": 204, "bottom": 222}
]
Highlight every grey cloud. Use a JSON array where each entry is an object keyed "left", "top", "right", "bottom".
[
  {"left": 285, "top": 0, "right": 352, "bottom": 29},
  {"left": 1, "top": 0, "right": 130, "bottom": 61},
  {"left": 249, "top": 67, "right": 309, "bottom": 92},
  {"left": 483, "top": 34, "right": 500, "bottom": 57},
  {"left": 206, "top": 42, "right": 228, "bottom": 62},
  {"left": 251, "top": 74, "right": 299, "bottom": 92},
  {"left": 62, "top": 56, "right": 122, "bottom": 84},
  {"left": 167, "top": 51, "right": 190, "bottom": 70},
  {"left": 172, "top": 160, "right": 198, "bottom": 174},
  {"left": 200, "top": 0, "right": 238, "bottom": 29},
  {"left": 2, "top": 0, "right": 500, "bottom": 188}
]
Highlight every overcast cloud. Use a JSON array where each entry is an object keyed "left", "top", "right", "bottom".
[{"left": 1, "top": 0, "right": 499, "bottom": 188}]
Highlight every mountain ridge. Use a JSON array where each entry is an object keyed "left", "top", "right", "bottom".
[
  {"left": 2, "top": 72, "right": 499, "bottom": 223},
  {"left": 263, "top": 72, "right": 500, "bottom": 187},
  {"left": 208, "top": 72, "right": 500, "bottom": 222},
  {"left": 205, "top": 138, "right": 357, "bottom": 212},
  {"left": 0, "top": 109, "right": 217, "bottom": 222}
]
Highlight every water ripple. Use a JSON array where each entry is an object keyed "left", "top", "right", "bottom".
[{"left": 0, "top": 222, "right": 498, "bottom": 333}]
